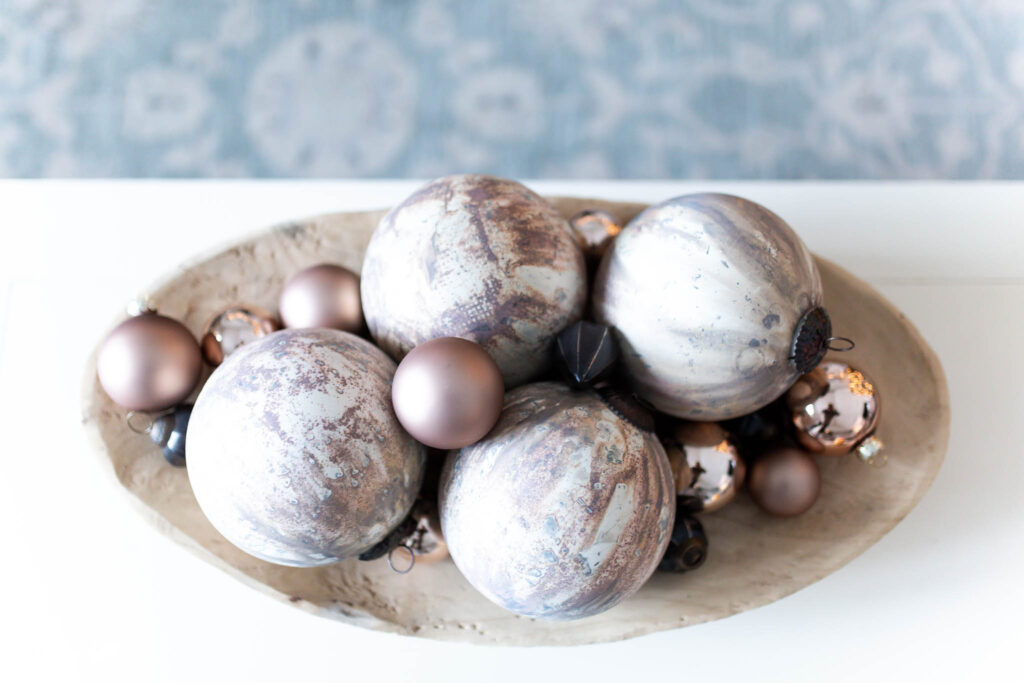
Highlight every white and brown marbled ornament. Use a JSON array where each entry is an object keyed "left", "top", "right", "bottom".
[
  {"left": 593, "top": 193, "right": 827, "bottom": 421},
  {"left": 187, "top": 328, "right": 426, "bottom": 567},
  {"left": 439, "top": 382, "right": 675, "bottom": 621},
  {"left": 361, "top": 175, "right": 587, "bottom": 387}
]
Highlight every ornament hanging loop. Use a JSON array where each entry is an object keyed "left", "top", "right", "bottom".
[
  {"left": 387, "top": 544, "right": 416, "bottom": 574},
  {"left": 126, "top": 411, "right": 155, "bottom": 434},
  {"left": 826, "top": 336, "right": 855, "bottom": 352}
]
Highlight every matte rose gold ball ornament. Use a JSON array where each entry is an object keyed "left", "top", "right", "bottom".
[
  {"left": 97, "top": 310, "right": 203, "bottom": 412},
  {"left": 747, "top": 447, "right": 821, "bottom": 517},
  {"left": 278, "top": 263, "right": 363, "bottom": 332},
  {"left": 200, "top": 306, "right": 280, "bottom": 366},
  {"left": 785, "top": 360, "right": 885, "bottom": 465},
  {"left": 392, "top": 337, "right": 504, "bottom": 450}
]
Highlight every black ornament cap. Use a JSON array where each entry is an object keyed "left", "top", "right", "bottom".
[
  {"left": 791, "top": 306, "right": 832, "bottom": 373},
  {"left": 358, "top": 513, "right": 419, "bottom": 562},
  {"left": 657, "top": 514, "right": 708, "bottom": 573},
  {"left": 596, "top": 384, "right": 656, "bottom": 433},
  {"left": 555, "top": 320, "right": 620, "bottom": 389}
]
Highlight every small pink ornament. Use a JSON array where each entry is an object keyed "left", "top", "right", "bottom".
[
  {"left": 278, "top": 263, "right": 363, "bottom": 332},
  {"left": 391, "top": 337, "right": 504, "bottom": 450}
]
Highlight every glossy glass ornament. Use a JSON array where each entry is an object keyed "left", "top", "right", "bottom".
[
  {"left": 657, "top": 515, "right": 708, "bottom": 573},
  {"left": 148, "top": 404, "right": 192, "bottom": 467},
  {"left": 554, "top": 320, "right": 619, "bottom": 388},
  {"left": 785, "top": 361, "right": 880, "bottom": 455},
  {"left": 200, "top": 306, "right": 279, "bottom": 366},
  {"left": 665, "top": 421, "right": 745, "bottom": 514},
  {"left": 570, "top": 209, "right": 621, "bottom": 263}
]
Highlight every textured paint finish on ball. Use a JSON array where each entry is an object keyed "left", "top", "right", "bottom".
[
  {"left": 439, "top": 382, "right": 675, "bottom": 620},
  {"left": 593, "top": 193, "right": 825, "bottom": 420},
  {"left": 186, "top": 328, "right": 426, "bottom": 567},
  {"left": 361, "top": 175, "right": 587, "bottom": 387}
]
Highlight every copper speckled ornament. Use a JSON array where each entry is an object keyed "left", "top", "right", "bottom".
[
  {"left": 440, "top": 382, "right": 674, "bottom": 621},
  {"left": 570, "top": 209, "right": 622, "bottom": 263},
  {"left": 747, "top": 447, "right": 821, "bottom": 517},
  {"left": 593, "top": 193, "right": 828, "bottom": 420},
  {"left": 187, "top": 328, "right": 425, "bottom": 567},
  {"left": 391, "top": 337, "right": 504, "bottom": 450},
  {"left": 97, "top": 312, "right": 202, "bottom": 412},
  {"left": 278, "top": 263, "right": 363, "bottom": 332},
  {"left": 361, "top": 175, "right": 587, "bottom": 387},
  {"left": 786, "top": 360, "right": 880, "bottom": 455},
  {"left": 665, "top": 421, "right": 745, "bottom": 514},
  {"left": 200, "top": 306, "right": 280, "bottom": 366}
]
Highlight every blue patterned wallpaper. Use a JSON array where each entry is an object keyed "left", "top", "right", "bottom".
[{"left": 2, "top": 0, "right": 1024, "bottom": 178}]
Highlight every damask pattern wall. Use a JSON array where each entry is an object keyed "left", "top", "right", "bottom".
[{"left": 2, "top": 0, "right": 1024, "bottom": 178}]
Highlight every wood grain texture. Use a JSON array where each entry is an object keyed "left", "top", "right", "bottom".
[{"left": 80, "top": 197, "right": 949, "bottom": 646}]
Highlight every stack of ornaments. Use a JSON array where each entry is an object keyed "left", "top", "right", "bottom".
[{"left": 96, "top": 175, "right": 883, "bottom": 621}]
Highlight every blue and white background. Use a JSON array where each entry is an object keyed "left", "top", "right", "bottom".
[{"left": 3, "top": 0, "right": 1024, "bottom": 178}]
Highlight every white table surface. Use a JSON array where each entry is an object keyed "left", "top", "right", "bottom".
[{"left": 2, "top": 181, "right": 1021, "bottom": 682}]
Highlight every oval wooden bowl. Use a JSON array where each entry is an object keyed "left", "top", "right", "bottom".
[{"left": 80, "top": 197, "right": 949, "bottom": 646}]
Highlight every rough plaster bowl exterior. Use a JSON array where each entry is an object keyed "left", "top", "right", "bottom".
[{"left": 81, "top": 196, "right": 950, "bottom": 646}]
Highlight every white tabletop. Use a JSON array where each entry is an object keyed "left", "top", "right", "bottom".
[{"left": 2, "top": 181, "right": 1020, "bottom": 682}]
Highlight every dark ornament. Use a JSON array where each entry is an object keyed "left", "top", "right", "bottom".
[
  {"left": 149, "top": 404, "right": 192, "bottom": 467},
  {"left": 658, "top": 515, "right": 708, "bottom": 573},
  {"left": 555, "top": 320, "right": 619, "bottom": 388},
  {"left": 791, "top": 306, "right": 832, "bottom": 373},
  {"left": 596, "top": 384, "right": 656, "bottom": 433}
]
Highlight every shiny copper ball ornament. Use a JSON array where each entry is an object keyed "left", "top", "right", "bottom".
[
  {"left": 785, "top": 361, "right": 880, "bottom": 456},
  {"left": 665, "top": 421, "right": 745, "bottom": 514},
  {"left": 392, "top": 337, "right": 504, "bottom": 450},
  {"left": 187, "top": 328, "right": 425, "bottom": 567},
  {"left": 96, "top": 312, "right": 203, "bottom": 412},
  {"left": 200, "top": 306, "right": 279, "bottom": 366},
  {"left": 593, "top": 193, "right": 829, "bottom": 420},
  {"left": 440, "top": 382, "right": 674, "bottom": 620},
  {"left": 570, "top": 209, "right": 622, "bottom": 263},
  {"left": 747, "top": 447, "right": 821, "bottom": 517},
  {"left": 361, "top": 175, "right": 587, "bottom": 387},
  {"left": 278, "top": 263, "right": 363, "bottom": 332}
]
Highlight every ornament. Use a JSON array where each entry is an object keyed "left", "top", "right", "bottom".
[
  {"left": 593, "top": 193, "right": 836, "bottom": 420},
  {"left": 200, "top": 306, "right": 279, "bottom": 366},
  {"left": 187, "top": 328, "right": 426, "bottom": 567},
  {"left": 554, "top": 320, "right": 619, "bottom": 388},
  {"left": 278, "top": 263, "right": 363, "bottom": 332},
  {"left": 570, "top": 209, "right": 621, "bottom": 263},
  {"left": 147, "top": 404, "right": 192, "bottom": 467},
  {"left": 785, "top": 360, "right": 880, "bottom": 456},
  {"left": 658, "top": 515, "right": 708, "bottom": 573},
  {"left": 440, "top": 382, "right": 674, "bottom": 620},
  {"left": 747, "top": 447, "right": 820, "bottom": 517},
  {"left": 97, "top": 311, "right": 203, "bottom": 412},
  {"left": 361, "top": 174, "right": 587, "bottom": 387},
  {"left": 391, "top": 337, "right": 504, "bottom": 450},
  {"left": 665, "top": 421, "right": 745, "bottom": 514}
]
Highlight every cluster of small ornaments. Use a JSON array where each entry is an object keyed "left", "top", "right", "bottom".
[{"left": 96, "top": 174, "right": 885, "bottom": 622}]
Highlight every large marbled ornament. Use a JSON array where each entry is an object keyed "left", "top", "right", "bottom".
[
  {"left": 440, "top": 382, "right": 675, "bottom": 620},
  {"left": 361, "top": 175, "right": 587, "bottom": 387},
  {"left": 593, "top": 193, "right": 829, "bottom": 421},
  {"left": 186, "top": 328, "right": 425, "bottom": 567}
]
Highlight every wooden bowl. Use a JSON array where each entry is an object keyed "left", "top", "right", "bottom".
[{"left": 80, "top": 198, "right": 949, "bottom": 646}]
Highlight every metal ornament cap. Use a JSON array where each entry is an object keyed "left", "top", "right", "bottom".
[{"left": 791, "top": 306, "right": 832, "bottom": 373}]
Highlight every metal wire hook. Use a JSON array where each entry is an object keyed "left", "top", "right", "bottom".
[
  {"left": 826, "top": 336, "right": 856, "bottom": 352},
  {"left": 387, "top": 544, "right": 416, "bottom": 574}
]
